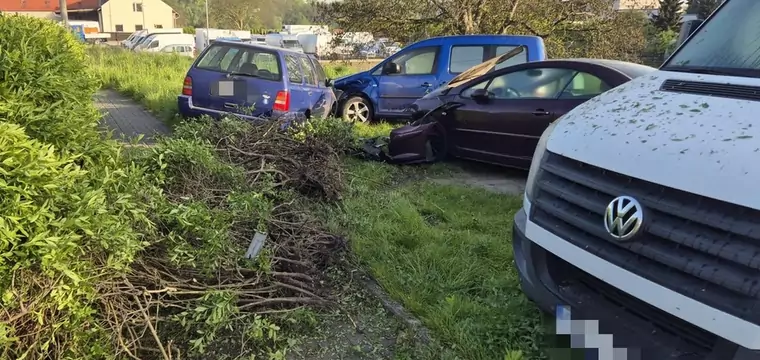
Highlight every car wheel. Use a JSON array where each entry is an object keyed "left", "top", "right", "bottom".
[
  {"left": 342, "top": 96, "right": 372, "bottom": 123},
  {"left": 424, "top": 133, "right": 447, "bottom": 162}
]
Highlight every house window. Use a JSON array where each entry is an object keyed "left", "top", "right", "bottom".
[
  {"left": 135, "top": 25, "right": 143, "bottom": 31},
  {"left": 154, "top": 24, "right": 163, "bottom": 28},
  {"left": 115, "top": 24, "right": 124, "bottom": 32},
  {"left": 133, "top": 2, "right": 143, "bottom": 12}
]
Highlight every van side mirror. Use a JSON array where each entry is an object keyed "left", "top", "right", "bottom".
[
  {"left": 382, "top": 62, "right": 401, "bottom": 75},
  {"left": 470, "top": 88, "right": 492, "bottom": 103},
  {"left": 325, "top": 78, "right": 333, "bottom": 87}
]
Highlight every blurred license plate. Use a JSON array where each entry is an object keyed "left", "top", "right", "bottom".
[{"left": 218, "top": 80, "right": 234, "bottom": 96}]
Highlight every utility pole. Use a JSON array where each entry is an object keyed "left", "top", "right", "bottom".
[
  {"left": 205, "top": 0, "right": 210, "bottom": 47},
  {"left": 59, "top": 0, "right": 69, "bottom": 29}
]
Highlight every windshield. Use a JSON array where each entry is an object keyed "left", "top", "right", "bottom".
[
  {"left": 195, "top": 44, "right": 282, "bottom": 81},
  {"left": 663, "top": 0, "right": 760, "bottom": 77}
]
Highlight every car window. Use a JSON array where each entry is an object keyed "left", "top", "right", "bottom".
[
  {"left": 460, "top": 80, "right": 491, "bottom": 98},
  {"left": 450, "top": 46, "right": 486, "bottom": 73},
  {"left": 558, "top": 72, "right": 612, "bottom": 99},
  {"left": 469, "top": 68, "right": 576, "bottom": 100},
  {"left": 495, "top": 46, "right": 529, "bottom": 70},
  {"left": 285, "top": 55, "right": 303, "bottom": 84},
  {"left": 148, "top": 41, "right": 159, "bottom": 49},
  {"left": 298, "top": 56, "right": 318, "bottom": 86},
  {"left": 195, "top": 44, "right": 282, "bottom": 80},
  {"left": 219, "top": 48, "right": 240, "bottom": 69},
  {"left": 161, "top": 45, "right": 175, "bottom": 52},
  {"left": 386, "top": 46, "right": 438, "bottom": 75},
  {"left": 309, "top": 57, "right": 327, "bottom": 83}
]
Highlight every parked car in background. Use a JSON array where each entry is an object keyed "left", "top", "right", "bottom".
[
  {"left": 122, "top": 30, "right": 147, "bottom": 48},
  {"left": 178, "top": 42, "right": 336, "bottom": 121},
  {"left": 159, "top": 44, "right": 195, "bottom": 57},
  {"left": 332, "top": 34, "right": 547, "bottom": 123},
  {"left": 136, "top": 34, "right": 195, "bottom": 53},
  {"left": 129, "top": 28, "right": 183, "bottom": 50},
  {"left": 387, "top": 58, "right": 655, "bottom": 167}
]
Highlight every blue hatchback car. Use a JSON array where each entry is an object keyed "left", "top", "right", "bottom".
[{"left": 178, "top": 41, "right": 336, "bottom": 121}]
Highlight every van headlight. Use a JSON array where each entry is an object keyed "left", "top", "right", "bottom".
[{"left": 525, "top": 118, "right": 560, "bottom": 201}]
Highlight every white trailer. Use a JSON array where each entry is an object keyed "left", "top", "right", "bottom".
[
  {"left": 195, "top": 28, "right": 240, "bottom": 52},
  {"left": 296, "top": 33, "right": 333, "bottom": 58},
  {"left": 281, "top": 25, "right": 329, "bottom": 35}
]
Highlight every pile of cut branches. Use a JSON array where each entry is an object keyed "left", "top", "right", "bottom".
[{"left": 101, "top": 117, "right": 353, "bottom": 359}]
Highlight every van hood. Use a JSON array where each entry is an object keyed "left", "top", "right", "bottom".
[{"left": 547, "top": 71, "right": 760, "bottom": 210}]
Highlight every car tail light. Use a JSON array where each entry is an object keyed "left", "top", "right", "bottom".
[
  {"left": 182, "top": 76, "right": 192, "bottom": 96},
  {"left": 273, "top": 91, "right": 289, "bottom": 111}
]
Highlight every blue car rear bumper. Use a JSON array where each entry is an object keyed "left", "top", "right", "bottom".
[{"left": 177, "top": 95, "right": 292, "bottom": 122}]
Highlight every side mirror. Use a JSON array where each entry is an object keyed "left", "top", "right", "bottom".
[
  {"left": 470, "top": 88, "right": 492, "bottom": 103},
  {"left": 325, "top": 78, "right": 333, "bottom": 87},
  {"left": 382, "top": 62, "right": 401, "bottom": 75}
]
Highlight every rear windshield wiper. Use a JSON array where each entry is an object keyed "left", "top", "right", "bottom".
[{"left": 226, "top": 72, "right": 259, "bottom": 78}]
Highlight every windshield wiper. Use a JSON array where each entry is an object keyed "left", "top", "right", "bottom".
[
  {"left": 226, "top": 72, "right": 259, "bottom": 78},
  {"left": 662, "top": 66, "right": 760, "bottom": 77}
]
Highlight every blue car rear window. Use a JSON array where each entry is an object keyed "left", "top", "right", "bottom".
[{"left": 195, "top": 44, "right": 282, "bottom": 81}]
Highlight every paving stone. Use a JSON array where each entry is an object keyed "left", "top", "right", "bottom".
[{"left": 94, "top": 89, "right": 171, "bottom": 143}]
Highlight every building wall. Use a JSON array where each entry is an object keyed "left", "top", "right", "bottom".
[
  {"left": 1, "top": 11, "right": 60, "bottom": 21},
  {"left": 100, "top": 0, "right": 174, "bottom": 33}
]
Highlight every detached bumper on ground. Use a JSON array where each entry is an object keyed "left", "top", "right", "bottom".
[{"left": 512, "top": 207, "right": 760, "bottom": 360}]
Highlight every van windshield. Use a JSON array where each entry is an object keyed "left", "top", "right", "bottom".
[{"left": 663, "top": 0, "right": 760, "bottom": 78}]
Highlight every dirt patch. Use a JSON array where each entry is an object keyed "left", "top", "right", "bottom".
[
  {"left": 286, "top": 267, "right": 440, "bottom": 360},
  {"left": 432, "top": 162, "right": 527, "bottom": 196}
]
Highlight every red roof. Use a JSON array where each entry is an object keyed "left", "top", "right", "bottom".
[{"left": 0, "top": 0, "right": 102, "bottom": 12}]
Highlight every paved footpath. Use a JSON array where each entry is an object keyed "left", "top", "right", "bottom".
[{"left": 94, "top": 89, "right": 171, "bottom": 143}]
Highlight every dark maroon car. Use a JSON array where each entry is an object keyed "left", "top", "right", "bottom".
[{"left": 389, "top": 55, "right": 655, "bottom": 169}]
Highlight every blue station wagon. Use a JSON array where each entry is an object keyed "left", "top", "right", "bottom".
[{"left": 178, "top": 41, "right": 336, "bottom": 121}]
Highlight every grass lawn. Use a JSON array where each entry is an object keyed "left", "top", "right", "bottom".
[
  {"left": 88, "top": 47, "right": 545, "bottom": 360},
  {"left": 324, "top": 160, "right": 545, "bottom": 360}
]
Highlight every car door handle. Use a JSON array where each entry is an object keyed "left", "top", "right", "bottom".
[
  {"left": 532, "top": 109, "right": 550, "bottom": 116},
  {"left": 421, "top": 82, "right": 432, "bottom": 88},
  {"left": 224, "top": 102, "right": 236, "bottom": 109}
]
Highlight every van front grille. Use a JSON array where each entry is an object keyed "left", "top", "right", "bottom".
[{"left": 529, "top": 152, "right": 760, "bottom": 325}]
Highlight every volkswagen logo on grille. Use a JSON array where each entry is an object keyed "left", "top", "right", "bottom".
[{"left": 604, "top": 196, "right": 644, "bottom": 241}]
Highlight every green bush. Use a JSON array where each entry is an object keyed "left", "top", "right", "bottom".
[
  {"left": 0, "top": 16, "right": 156, "bottom": 359},
  {"left": 0, "top": 14, "right": 103, "bottom": 156}
]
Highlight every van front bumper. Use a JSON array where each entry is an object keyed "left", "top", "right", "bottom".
[{"left": 512, "top": 207, "right": 760, "bottom": 360}]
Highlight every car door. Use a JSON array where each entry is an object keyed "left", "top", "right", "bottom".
[
  {"left": 449, "top": 67, "right": 578, "bottom": 168},
  {"left": 376, "top": 46, "right": 440, "bottom": 116},
  {"left": 307, "top": 56, "right": 335, "bottom": 119},
  {"left": 297, "top": 55, "right": 327, "bottom": 118},
  {"left": 283, "top": 54, "right": 309, "bottom": 116}
]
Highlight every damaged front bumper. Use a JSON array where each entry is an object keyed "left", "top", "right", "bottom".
[{"left": 356, "top": 122, "right": 439, "bottom": 164}]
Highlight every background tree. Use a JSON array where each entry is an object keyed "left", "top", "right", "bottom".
[
  {"left": 315, "top": 0, "right": 651, "bottom": 62},
  {"left": 166, "top": 0, "right": 317, "bottom": 30},
  {"left": 689, "top": 0, "right": 721, "bottom": 20},
  {"left": 653, "top": 0, "right": 684, "bottom": 32}
]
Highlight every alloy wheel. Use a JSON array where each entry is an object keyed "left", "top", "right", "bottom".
[{"left": 345, "top": 101, "right": 370, "bottom": 123}]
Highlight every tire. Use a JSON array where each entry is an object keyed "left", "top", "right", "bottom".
[{"left": 341, "top": 96, "right": 373, "bottom": 123}]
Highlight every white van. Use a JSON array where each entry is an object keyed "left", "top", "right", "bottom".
[
  {"left": 135, "top": 34, "right": 194, "bottom": 52},
  {"left": 129, "top": 28, "right": 183, "bottom": 50},
  {"left": 122, "top": 30, "right": 147, "bottom": 48},
  {"left": 514, "top": 0, "right": 760, "bottom": 358}
]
